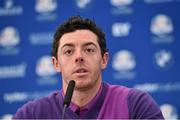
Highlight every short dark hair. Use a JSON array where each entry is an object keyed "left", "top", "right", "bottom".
[{"left": 52, "top": 15, "right": 107, "bottom": 58}]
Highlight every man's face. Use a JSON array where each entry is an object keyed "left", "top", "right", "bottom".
[{"left": 52, "top": 30, "right": 108, "bottom": 91}]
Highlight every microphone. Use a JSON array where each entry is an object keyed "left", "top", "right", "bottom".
[{"left": 62, "top": 80, "right": 75, "bottom": 119}]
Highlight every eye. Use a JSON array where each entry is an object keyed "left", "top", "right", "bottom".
[
  {"left": 64, "top": 49, "right": 74, "bottom": 55},
  {"left": 84, "top": 47, "right": 95, "bottom": 53}
]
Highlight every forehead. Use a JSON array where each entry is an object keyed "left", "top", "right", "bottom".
[{"left": 59, "top": 30, "right": 99, "bottom": 47}]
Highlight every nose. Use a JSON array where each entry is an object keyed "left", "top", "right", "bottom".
[
  {"left": 75, "top": 57, "right": 84, "bottom": 63},
  {"left": 75, "top": 50, "right": 84, "bottom": 63}
]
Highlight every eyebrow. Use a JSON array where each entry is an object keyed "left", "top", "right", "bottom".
[
  {"left": 61, "top": 42, "right": 98, "bottom": 49},
  {"left": 61, "top": 43, "right": 74, "bottom": 49},
  {"left": 83, "top": 42, "right": 98, "bottom": 48}
]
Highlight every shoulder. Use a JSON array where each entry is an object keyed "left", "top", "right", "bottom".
[
  {"left": 31, "top": 90, "right": 60, "bottom": 108},
  {"left": 105, "top": 83, "right": 152, "bottom": 104},
  {"left": 104, "top": 83, "right": 152, "bottom": 102},
  {"left": 128, "top": 88, "right": 157, "bottom": 108},
  {"left": 106, "top": 83, "right": 131, "bottom": 96},
  {"left": 104, "top": 83, "right": 132, "bottom": 102},
  {"left": 104, "top": 83, "right": 164, "bottom": 119},
  {"left": 127, "top": 88, "right": 164, "bottom": 119},
  {"left": 13, "top": 91, "right": 61, "bottom": 119},
  {"left": 31, "top": 90, "right": 60, "bottom": 107},
  {"left": 128, "top": 88, "right": 151, "bottom": 102}
]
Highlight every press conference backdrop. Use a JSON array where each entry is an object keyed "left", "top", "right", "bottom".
[{"left": 0, "top": 0, "right": 179, "bottom": 119}]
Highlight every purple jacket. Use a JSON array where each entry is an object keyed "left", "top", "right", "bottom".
[{"left": 13, "top": 82, "right": 164, "bottom": 119}]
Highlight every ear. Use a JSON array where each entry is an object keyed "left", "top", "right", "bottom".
[
  {"left": 101, "top": 52, "right": 109, "bottom": 70},
  {"left": 52, "top": 56, "right": 61, "bottom": 72}
]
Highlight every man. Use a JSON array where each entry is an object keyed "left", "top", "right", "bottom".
[{"left": 13, "top": 15, "right": 164, "bottom": 119}]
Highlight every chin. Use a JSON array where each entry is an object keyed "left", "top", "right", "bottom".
[
  {"left": 76, "top": 80, "right": 98, "bottom": 91},
  {"left": 75, "top": 81, "right": 92, "bottom": 90}
]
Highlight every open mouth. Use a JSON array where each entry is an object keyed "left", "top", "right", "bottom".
[
  {"left": 76, "top": 68, "right": 88, "bottom": 73},
  {"left": 73, "top": 68, "right": 89, "bottom": 76}
]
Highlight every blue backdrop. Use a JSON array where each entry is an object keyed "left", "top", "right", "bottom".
[{"left": 0, "top": 0, "right": 179, "bottom": 119}]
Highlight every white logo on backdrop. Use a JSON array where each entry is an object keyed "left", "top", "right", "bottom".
[
  {"left": 0, "top": 26, "right": 20, "bottom": 47},
  {"left": 35, "top": 0, "right": 57, "bottom": 13},
  {"left": 154, "top": 49, "right": 173, "bottom": 69},
  {"left": 1, "top": 114, "right": 13, "bottom": 120},
  {"left": 110, "top": 0, "right": 133, "bottom": 6},
  {"left": 113, "top": 50, "right": 136, "bottom": 72},
  {"left": 35, "top": 0, "right": 57, "bottom": 21},
  {"left": 151, "top": 14, "right": 173, "bottom": 35},
  {"left": 29, "top": 32, "right": 53, "bottom": 45},
  {"left": 144, "top": 0, "right": 174, "bottom": 4},
  {"left": 75, "top": 0, "right": 92, "bottom": 9},
  {"left": 3, "top": 91, "right": 52, "bottom": 103},
  {"left": 5, "top": 0, "right": 13, "bottom": 9},
  {"left": 112, "top": 22, "right": 131, "bottom": 37},
  {"left": 110, "top": 0, "right": 134, "bottom": 14},
  {"left": 160, "top": 104, "right": 178, "bottom": 120},
  {"left": 36, "top": 56, "right": 56, "bottom": 77},
  {"left": 0, "top": 63, "right": 26, "bottom": 79},
  {"left": 134, "top": 82, "right": 180, "bottom": 93},
  {"left": 0, "top": 0, "right": 23, "bottom": 16},
  {"left": 112, "top": 50, "right": 136, "bottom": 80}
]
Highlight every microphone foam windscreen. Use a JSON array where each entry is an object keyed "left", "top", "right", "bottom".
[{"left": 63, "top": 80, "right": 75, "bottom": 107}]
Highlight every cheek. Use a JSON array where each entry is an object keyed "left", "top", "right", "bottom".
[
  {"left": 89, "top": 58, "right": 102, "bottom": 70},
  {"left": 59, "top": 58, "right": 72, "bottom": 72}
]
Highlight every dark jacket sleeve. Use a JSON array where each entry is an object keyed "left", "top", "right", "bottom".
[{"left": 128, "top": 89, "right": 164, "bottom": 119}]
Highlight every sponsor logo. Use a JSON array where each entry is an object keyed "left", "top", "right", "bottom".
[
  {"left": 154, "top": 49, "right": 173, "bottom": 70},
  {"left": 151, "top": 14, "right": 173, "bottom": 35},
  {"left": 112, "top": 22, "right": 131, "bottom": 37},
  {"left": 144, "top": 0, "right": 173, "bottom": 4},
  {"left": 74, "top": 0, "right": 92, "bottom": 9},
  {"left": 4, "top": 92, "right": 28, "bottom": 103},
  {"left": 113, "top": 50, "right": 136, "bottom": 71},
  {"left": 36, "top": 56, "right": 56, "bottom": 77},
  {"left": 110, "top": 0, "right": 134, "bottom": 15},
  {"left": 112, "top": 50, "right": 136, "bottom": 79},
  {"left": 0, "top": 26, "right": 20, "bottom": 47},
  {"left": 160, "top": 104, "right": 178, "bottom": 119},
  {"left": 0, "top": 0, "right": 23, "bottom": 16},
  {"left": 0, "top": 63, "right": 26, "bottom": 79},
  {"left": 134, "top": 82, "right": 180, "bottom": 93},
  {"left": 35, "top": 0, "right": 57, "bottom": 21},
  {"left": 36, "top": 55, "right": 58, "bottom": 85},
  {"left": 111, "top": 0, "right": 133, "bottom": 6},
  {"left": 1, "top": 114, "right": 13, "bottom": 120},
  {"left": 29, "top": 32, "right": 53, "bottom": 45},
  {"left": 134, "top": 83, "right": 159, "bottom": 92},
  {"left": 0, "top": 26, "right": 20, "bottom": 55},
  {"left": 3, "top": 91, "right": 52, "bottom": 103},
  {"left": 35, "top": 0, "right": 57, "bottom": 13},
  {"left": 150, "top": 14, "right": 174, "bottom": 44}
]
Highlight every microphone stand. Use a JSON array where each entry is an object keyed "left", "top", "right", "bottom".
[{"left": 62, "top": 104, "right": 67, "bottom": 119}]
